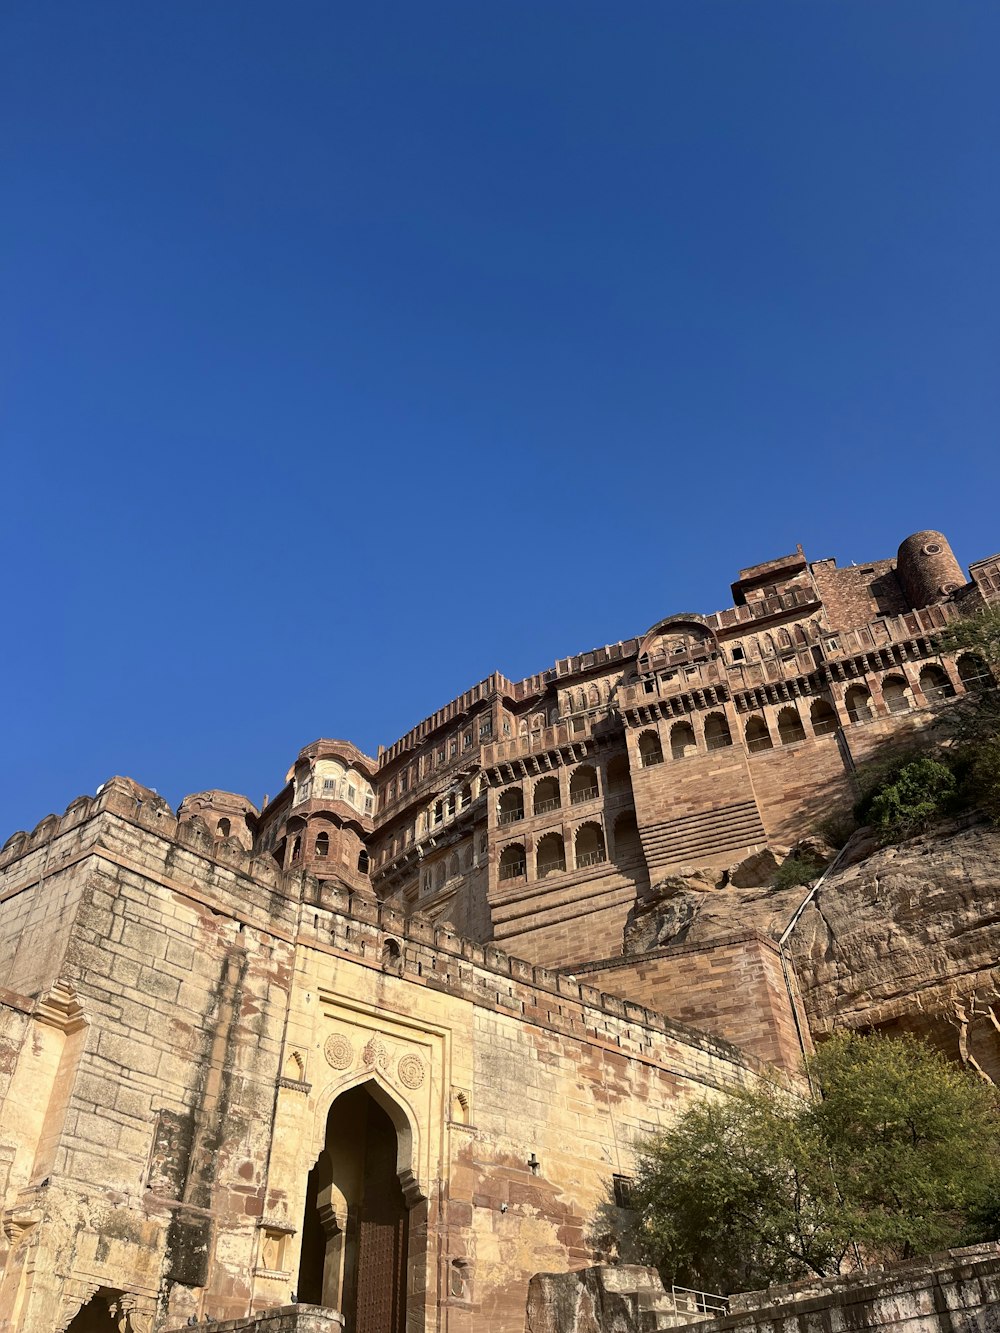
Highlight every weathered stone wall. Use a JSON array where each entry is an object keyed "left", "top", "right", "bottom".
[
  {"left": 525, "top": 1246, "right": 1000, "bottom": 1333},
  {"left": 0, "top": 784, "right": 769, "bottom": 1333},
  {"left": 701, "top": 1244, "right": 1000, "bottom": 1333},
  {"left": 573, "top": 933, "right": 811, "bottom": 1074}
]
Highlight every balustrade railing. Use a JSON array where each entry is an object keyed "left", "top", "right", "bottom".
[
  {"left": 537, "top": 860, "right": 566, "bottom": 877},
  {"left": 747, "top": 736, "right": 775, "bottom": 753},
  {"left": 576, "top": 850, "right": 607, "bottom": 868},
  {"left": 571, "top": 786, "right": 599, "bottom": 804},
  {"left": 705, "top": 734, "right": 733, "bottom": 750},
  {"left": 498, "top": 808, "right": 524, "bottom": 825}
]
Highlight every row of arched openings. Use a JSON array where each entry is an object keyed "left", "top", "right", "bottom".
[
  {"left": 421, "top": 843, "right": 476, "bottom": 894},
  {"left": 636, "top": 657, "right": 989, "bottom": 763},
  {"left": 498, "top": 811, "right": 641, "bottom": 882},
  {"left": 289, "top": 831, "right": 369, "bottom": 874},
  {"left": 497, "top": 764, "right": 605, "bottom": 825},
  {"left": 638, "top": 715, "right": 732, "bottom": 766}
]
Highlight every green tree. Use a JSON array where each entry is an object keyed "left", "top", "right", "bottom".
[
  {"left": 937, "top": 608, "right": 1000, "bottom": 823},
  {"left": 626, "top": 1032, "right": 1000, "bottom": 1294},
  {"left": 858, "top": 755, "right": 958, "bottom": 837}
]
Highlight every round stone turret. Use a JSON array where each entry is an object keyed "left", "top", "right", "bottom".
[
  {"left": 177, "top": 790, "right": 258, "bottom": 851},
  {"left": 896, "top": 530, "right": 966, "bottom": 609}
]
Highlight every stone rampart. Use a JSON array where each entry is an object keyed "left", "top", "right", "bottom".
[{"left": 0, "top": 780, "right": 771, "bottom": 1081}]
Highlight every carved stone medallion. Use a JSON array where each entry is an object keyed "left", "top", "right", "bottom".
[
  {"left": 362, "top": 1036, "right": 389, "bottom": 1070},
  {"left": 397, "top": 1053, "right": 425, "bottom": 1089},
  {"left": 324, "top": 1034, "right": 354, "bottom": 1070}
]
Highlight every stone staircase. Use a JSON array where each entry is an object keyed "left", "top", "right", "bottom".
[
  {"left": 637, "top": 1284, "right": 727, "bottom": 1330},
  {"left": 527, "top": 1264, "right": 727, "bottom": 1333}
]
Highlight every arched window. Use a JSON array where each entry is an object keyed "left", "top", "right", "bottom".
[
  {"left": 460, "top": 784, "right": 472, "bottom": 808},
  {"left": 638, "top": 730, "right": 663, "bottom": 767},
  {"left": 574, "top": 822, "right": 606, "bottom": 869},
  {"left": 381, "top": 938, "right": 401, "bottom": 970},
  {"left": 498, "top": 787, "right": 524, "bottom": 825},
  {"left": 588, "top": 685, "right": 600, "bottom": 707},
  {"left": 810, "top": 698, "right": 838, "bottom": 735},
  {"left": 704, "top": 714, "right": 732, "bottom": 750},
  {"left": 217, "top": 817, "right": 231, "bottom": 838},
  {"left": 570, "top": 765, "right": 599, "bottom": 804},
  {"left": 357, "top": 849, "right": 370, "bottom": 874},
  {"left": 882, "top": 676, "right": 910, "bottom": 714},
  {"left": 536, "top": 832, "right": 566, "bottom": 878},
  {"left": 315, "top": 831, "right": 330, "bottom": 858},
  {"left": 498, "top": 844, "right": 526, "bottom": 882},
  {"left": 612, "top": 810, "right": 641, "bottom": 863},
  {"left": 919, "top": 664, "right": 954, "bottom": 702},
  {"left": 291, "top": 835, "right": 302, "bottom": 863},
  {"left": 607, "top": 753, "right": 631, "bottom": 790},
  {"left": 518, "top": 718, "right": 529, "bottom": 736},
  {"left": 958, "top": 654, "right": 991, "bottom": 691},
  {"left": 777, "top": 707, "right": 806, "bottom": 745},
  {"left": 533, "top": 776, "right": 560, "bottom": 815},
  {"left": 845, "top": 685, "right": 873, "bottom": 723},
  {"left": 447, "top": 852, "right": 460, "bottom": 881},
  {"left": 670, "top": 721, "right": 696, "bottom": 760},
  {"left": 745, "top": 716, "right": 773, "bottom": 752}
]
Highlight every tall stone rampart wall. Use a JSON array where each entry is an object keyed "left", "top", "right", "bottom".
[
  {"left": 572, "top": 932, "right": 810, "bottom": 1074},
  {"left": 0, "top": 783, "right": 775, "bottom": 1333}
]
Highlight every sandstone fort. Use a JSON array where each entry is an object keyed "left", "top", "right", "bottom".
[{"left": 2, "top": 527, "right": 999, "bottom": 1333}]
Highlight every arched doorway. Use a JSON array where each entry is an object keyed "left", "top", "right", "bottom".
[
  {"left": 64, "top": 1292, "right": 120, "bottom": 1332},
  {"left": 299, "top": 1084, "right": 411, "bottom": 1333}
]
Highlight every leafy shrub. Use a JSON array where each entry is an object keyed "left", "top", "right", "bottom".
[
  {"left": 771, "top": 854, "right": 826, "bottom": 890},
  {"left": 965, "top": 735, "right": 1000, "bottom": 825},
  {"left": 855, "top": 755, "right": 959, "bottom": 837}
]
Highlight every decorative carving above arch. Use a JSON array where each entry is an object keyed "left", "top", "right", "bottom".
[{"left": 636, "top": 614, "right": 719, "bottom": 673}]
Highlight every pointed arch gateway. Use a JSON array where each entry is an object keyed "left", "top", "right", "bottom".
[{"left": 298, "top": 1079, "right": 424, "bottom": 1333}]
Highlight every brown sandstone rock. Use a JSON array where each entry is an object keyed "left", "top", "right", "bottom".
[
  {"left": 726, "top": 847, "right": 789, "bottom": 888},
  {"left": 787, "top": 819, "right": 1000, "bottom": 1078}
]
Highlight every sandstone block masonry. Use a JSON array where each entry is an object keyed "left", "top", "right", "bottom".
[
  {"left": 0, "top": 524, "right": 997, "bottom": 1333},
  {"left": 0, "top": 781, "right": 770, "bottom": 1333}
]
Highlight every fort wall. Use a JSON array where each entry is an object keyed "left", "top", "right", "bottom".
[
  {"left": 0, "top": 787, "right": 772, "bottom": 1333},
  {"left": 572, "top": 933, "right": 810, "bottom": 1074}
]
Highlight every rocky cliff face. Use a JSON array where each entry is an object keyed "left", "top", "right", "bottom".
[{"left": 623, "top": 819, "right": 1000, "bottom": 1080}]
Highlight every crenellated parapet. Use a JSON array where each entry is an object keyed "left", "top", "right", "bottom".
[
  {"left": 0, "top": 779, "right": 770, "bottom": 1085},
  {"left": 299, "top": 877, "right": 775, "bottom": 1084}
]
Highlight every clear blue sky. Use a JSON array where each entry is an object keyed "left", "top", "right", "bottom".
[{"left": 2, "top": 1, "right": 998, "bottom": 834}]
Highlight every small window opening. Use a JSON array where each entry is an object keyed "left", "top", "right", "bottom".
[{"left": 613, "top": 1174, "right": 635, "bottom": 1208}]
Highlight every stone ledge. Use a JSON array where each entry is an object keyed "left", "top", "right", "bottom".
[{"left": 173, "top": 1305, "right": 344, "bottom": 1332}]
